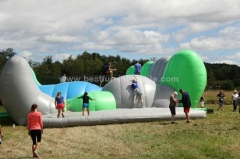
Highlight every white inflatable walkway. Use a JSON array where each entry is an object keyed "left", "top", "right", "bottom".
[{"left": 43, "top": 108, "right": 206, "bottom": 127}]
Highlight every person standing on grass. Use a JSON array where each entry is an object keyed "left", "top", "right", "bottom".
[
  {"left": 216, "top": 90, "right": 225, "bottom": 111},
  {"left": 199, "top": 96, "right": 205, "bottom": 108},
  {"left": 28, "top": 104, "right": 43, "bottom": 158},
  {"left": 178, "top": 89, "right": 191, "bottom": 123},
  {"left": 0, "top": 124, "right": 4, "bottom": 144},
  {"left": 55, "top": 92, "right": 65, "bottom": 118},
  {"left": 169, "top": 92, "right": 179, "bottom": 124},
  {"left": 232, "top": 90, "right": 239, "bottom": 112},
  {"left": 78, "top": 92, "right": 96, "bottom": 116}
]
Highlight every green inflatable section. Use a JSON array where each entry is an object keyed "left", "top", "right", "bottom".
[
  {"left": 66, "top": 91, "right": 116, "bottom": 112},
  {"left": 161, "top": 50, "right": 207, "bottom": 108},
  {"left": 0, "top": 111, "right": 9, "bottom": 118},
  {"left": 140, "top": 61, "right": 154, "bottom": 77},
  {"left": 126, "top": 65, "right": 135, "bottom": 75},
  {"left": 31, "top": 68, "right": 41, "bottom": 86}
]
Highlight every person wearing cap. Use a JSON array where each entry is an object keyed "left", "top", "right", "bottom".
[
  {"left": 232, "top": 90, "right": 239, "bottom": 112},
  {"left": 178, "top": 89, "right": 191, "bottom": 123},
  {"left": 216, "top": 90, "right": 225, "bottom": 111},
  {"left": 169, "top": 92, "right": 179, "bottom": 124},
  {"left": 131, "top": 75, "right": 143, "bottom": 107}
]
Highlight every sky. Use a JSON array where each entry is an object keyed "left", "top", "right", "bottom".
[{"left": 0, "top": 0, "right": 240, "bottom": 65}]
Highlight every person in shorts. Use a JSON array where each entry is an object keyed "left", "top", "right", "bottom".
[
  {"left": 216, "top": 90, "right": 225, "bottom": 111},
  {"left": 55, "top": 92, "right": 65, "bottom": 118},
  {"left": 169, "top": 92, "right": 179, "bottom": 124},
  {"left": 78, "top": 92, "right": 96, "bottom": 116},
  {"left": 131, "top": 76, "right": 143, "bottom": 107},
  {"left": 179, "top": 89, "right": 191, "bottom": 123}
]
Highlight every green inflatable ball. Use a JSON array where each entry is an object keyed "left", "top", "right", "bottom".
[
  {"left": 126, "top": 65, "right": 135, "bottom": 75},
  {"left": 161, "top": 50, "right": 207, "bottom": 108},
  {"left": 140, "top": 61, "right": 154, "bottom": 77}
]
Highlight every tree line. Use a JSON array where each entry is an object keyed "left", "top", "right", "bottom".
[{"left": 0, "top": 48, "right": 239, "bottom": 89}]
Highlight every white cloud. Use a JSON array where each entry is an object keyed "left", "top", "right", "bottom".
[
  {"left": 72, "top": 42, "right": 112, "bottom": 50},
  {"left": 44, "top": 35, "right": 77, "bottom": 43},
  {"left": 53, "top": 54, "right": 75, "bottom": 62},
  {"left": 180, "top": 36, "right": 240, "bottom": 51},
  {"left": 0, "top": 0, "right": 240, "bottom": 63},
  {"left": 198, "top": 54, "right": 210, "bottom": 62},
  {"left": 173, "top": 22, "right": 220, "bottom": 41},
  {"left": 19, "top": 50, "right": 32, "bottom": 59},
  {"left": 225, "top": 52, "right": 240, "bottom": 60}
]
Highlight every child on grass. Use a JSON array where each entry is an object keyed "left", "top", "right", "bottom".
[{"left": 200, "top": 96, "right": 205, "bottom": 108}]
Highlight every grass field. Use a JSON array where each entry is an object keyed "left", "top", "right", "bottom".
[{"left": 0, "top": 90, "right": 239, "bottom": 159}]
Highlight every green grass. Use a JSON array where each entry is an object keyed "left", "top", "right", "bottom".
[{"left": 0, "top": 104, "right": 240, "bottom": 159}]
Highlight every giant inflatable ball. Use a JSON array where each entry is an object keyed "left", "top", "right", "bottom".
[
  {"left": 126, "top": 65, "right": 135, "bottom": 75},
  {"left": 102, "top": 75, "right": 156, "bottom": 108},
  {"left": 161, "top": 50, "right": 207, "bottom": 108},
  {"left": 140, "top": 61, "right": 154, "bottom": 77}
]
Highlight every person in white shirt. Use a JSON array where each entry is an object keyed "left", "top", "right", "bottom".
[
  {"left": 61, "top": 74, "right": 66, "bottom": 83},
  {"left": 232, "top": 90, "right": 239, "bottom": 112},
  {"left": 199, "top": 96, "right": 205, "bottom": 108}
]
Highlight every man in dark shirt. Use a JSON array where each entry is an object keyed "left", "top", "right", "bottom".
[
  {"left": 134, "top": 61, "right": 141, "bottom": 75},
  {"left": 99, "top": 62, "right": 117, "bottom": 87},
  {"left": 179, "top": 89, "right": 191, "bottom": 123}
]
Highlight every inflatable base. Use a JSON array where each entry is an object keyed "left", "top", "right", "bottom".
[{"left": 42, "top": 108, "right": 206, "bottom": 127}]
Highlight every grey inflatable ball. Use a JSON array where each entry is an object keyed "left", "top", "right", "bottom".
[
  {"left": 152, "top": 84, "right": 178, "bottom": 108},
  {"left": 102, "top": 75, "right": 156, "bottom": 108}
]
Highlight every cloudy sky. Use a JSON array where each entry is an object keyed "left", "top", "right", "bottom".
[{"left": 0, "top": 0, "right": 240, "bottom": 65}]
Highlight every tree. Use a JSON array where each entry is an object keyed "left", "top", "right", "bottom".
[
  {"left": 52, "top": 61, "right": 63, "bottom": 76},
  {"left": 221, "top": 81, "right": 234, "bottom": 90},
  {"left": 0, "top": 48, "right": 17, "bottom": 72}
]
